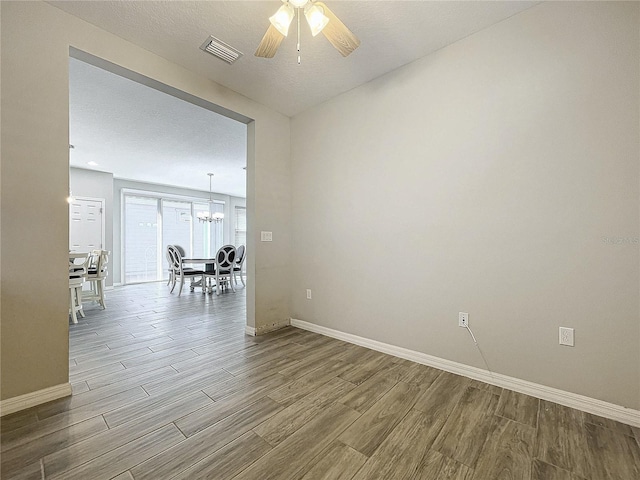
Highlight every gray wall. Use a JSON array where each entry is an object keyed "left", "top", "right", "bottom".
[
  {"left": 290, "top": 2, "right": 640, "bottom": 408},
  {"left": 70, "top": 167, "right": 114, "bottom": 286},
  {"left": 112, "top": 178, "right": 246, "bottom": 284},
  {"left": 1, "top": 0, "right": 290, "bottom": 401}
]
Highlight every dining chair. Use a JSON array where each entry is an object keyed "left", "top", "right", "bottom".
[
  {"left": 84, "top": 250, "right": 110, "bottom": 309},
  {"left": 204, "top": 245, "right": 236, "bottom": 295},
  {"left": 166, "top": 246, "right": 175, "bottom": 287},
  {"left": 233, "top": 244, "right": 246, "bottom": 287},
  {"left": 68, "top": 253, "right": 89, "bottom": 324},
  {"left": 168, "top": 245, "right": 204, "bottom": 296},
  {"left": 167, "top": 245, "right": 193, "bottom": 289}
]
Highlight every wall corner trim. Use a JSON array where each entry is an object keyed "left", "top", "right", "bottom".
[
  {"left": 245, "top": 326, "right": 257, "bottom": 336},
  {"left": 0, "top": 383, "right": 72, "bottom": 417},
  {"left": 290, "top": 318, "right": 640, "bottom": 428}
]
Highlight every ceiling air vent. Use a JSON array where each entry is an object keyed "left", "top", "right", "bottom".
[{"left": 200, "top": 36, "right": 243, "bottom": 64}]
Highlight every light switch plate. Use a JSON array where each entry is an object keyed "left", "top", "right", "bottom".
[{"left": 261, "top": 231, "right": 273, "bottom": 242}]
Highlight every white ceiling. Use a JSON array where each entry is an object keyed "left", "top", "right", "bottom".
[
  {"left": 61, "top": 1, "right": 538, "bottom": 195},
  {"left": 69, "top": 58, "right": 248, "bottom": 197}
]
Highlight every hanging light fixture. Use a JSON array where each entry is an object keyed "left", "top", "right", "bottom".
[
  {"left": 304, "top": 3, "right": 329, "bottom": 36},
  {"left": 269, "top": 2, "right": 295, "bottom": 36},
  {"left": 197, "top": 173, "right": 225, "bottom": 223}
]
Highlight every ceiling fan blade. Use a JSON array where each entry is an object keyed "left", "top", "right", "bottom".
[
  {"left": 316, "top": 2, "right": 360, "bottom": 57},
  {"left": 255, "top": 24, "right": 285, "bottom": 58}
]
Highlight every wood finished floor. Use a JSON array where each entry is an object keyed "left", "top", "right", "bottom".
[{"left": 1, "top": 282, "right": 639, "bottom": 480}]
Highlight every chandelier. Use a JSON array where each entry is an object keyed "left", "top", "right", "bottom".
[{"left": 197, "top": 173, "right": 225, "bottom": 223}]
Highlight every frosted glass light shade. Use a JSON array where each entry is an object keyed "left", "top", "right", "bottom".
[
  {"left": 269, "top": 3, "right": 295, "bottom": 36},
  {"left": 304, "top": 4, "right": 329, "bottom": 36}
]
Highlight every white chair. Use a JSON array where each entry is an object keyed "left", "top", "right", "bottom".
[
  {"left": 233, "top": 245, "right": 246, "bottom": 287},
  {"left": 204, "top": 245, "right": 236, "bottom": 295},
  {"left": 166, "top": 245, "right": 192, "bottom": 289},
  {"left": 84, "top": 250, "right": 109, "bottom": 309},
  {"left": 68, "top": 253, "right": 89, "bottom": 324},
  {"left": 168, "top": 245, "right": 204, "bottom": 296}
]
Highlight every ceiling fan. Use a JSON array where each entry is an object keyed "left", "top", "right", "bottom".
[{"left": 255, "top": 0, "right": 360, "bottom": 60}]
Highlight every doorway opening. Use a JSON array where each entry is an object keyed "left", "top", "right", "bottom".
[{"left": 68, "top": 48, "right": 254, "bottom": 330}]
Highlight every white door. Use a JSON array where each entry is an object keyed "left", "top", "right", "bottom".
[{"left": 69, "top": 197, "right": 105, "bottom": 252}]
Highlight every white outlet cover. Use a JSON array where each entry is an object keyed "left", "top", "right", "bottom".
[
  {"left": 458, "top": 312, "right": 469, "bottom": 327},
  {"left": 559, "top": 327, "right": 574, "bottom": 347}
]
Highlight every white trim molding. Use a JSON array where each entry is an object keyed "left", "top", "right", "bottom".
[
  {"left": 291, "top": 319, "right": 640, "bottom": 428},
  {"left": 0, "top": 383, "right": 72, "bottom": 417},
  {"left": 245, "top": 326, "right": 257, "bottom": 336}
]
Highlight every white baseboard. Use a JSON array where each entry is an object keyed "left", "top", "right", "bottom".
[
  {"left": 245, "top": 326, "right": 257, "bottom": 336},
  {"left": 0, "top": 383, "right": 72, "bottom": 417},
  {"left": 290, "top": 318, "right": 640, "bottom": 428}
]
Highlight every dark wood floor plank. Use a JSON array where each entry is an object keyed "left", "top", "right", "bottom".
[
  {"left": 412, "top": 371, "right": 469, "bottom": 416},
  {"left": 177, "top": 373, "right": 291, "bottom": 437},
  {"left": 431, "top": 386, "right": 500, "bottom": 468},
  {"left": 253, "top": 377, "right": 357, "bottom": 447},
  {"left": 43, "top": 391, "right": 213, "bottom": 478},
  {"left": 338, "top": 364, "right": 404, "bottom": 414},
  {"left": 48, "top": 423, "right": 185, "bottom": 480},
  {"left": 0, "top": 416, "right": 108, "bottom": 478},
  {"left": 535, "top": 400, "right": 591, "bottom": 478},
  {"left": 338, "top": 352, "right": 394, "bottom": 386},
  {"left": 413, "top": 449, "right": 474, "bottom": 480},
  {"left": 169, "top": 431, "right": 272, "bottom": 480},
  {"left": 584, "top": 412, "right": 635, "bottom": 437},
  {"left": 140, "top": 365, "right": 233, "bottom": 397},
  {"left": 1, "top": 387, "right": 148, "bottom": 453},
  {"left": 582, "top": 421, "right": 640, "bottom": 480},
  {"left": 351, "top": 409, "right": 442, "bottom": 480},
  {"left": 132, "top": 397, "right": 283, "bottom": 480},
  {"left": 0, "top": 459, "right": 43, "bottom": 480},
  {"left": 339, "top": 381, "right": 421, "bottom": 457},
  {"left": 268, "top": 359, "right": 352, "bottom": 407},
  {"left": 36, "top": 366, "right": 178, "bottom": 420},
  {"left": 495, "top": 389, "right": 540, "bottom": 428},
  {"left": 0, "top": 409, "right": 39, "bottom": 434},
  {"left": 399, "top": 362, "right": 442, "bottom": 387},
  {"left": 531, "top": 459, "right": 585, "bottom": 480},
  {"left": 233, "top": 402, "right": 360, "bottom": 480},
  {"left": 299, "top": 440, "right": 367, "bottom": 480},
  {"left": 471, "top": 416, "right": 535, "bottom": 479}
]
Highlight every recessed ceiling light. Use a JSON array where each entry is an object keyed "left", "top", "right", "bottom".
[{"left": 87, "top": 161, "right": 99, "bottom": 166}]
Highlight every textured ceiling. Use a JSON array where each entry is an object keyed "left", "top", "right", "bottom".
[
  {"left": 61, "top": 1, "right": 539, "bottom": 194},
  {"left": 69, "top": 58, "right": 248, "bottom": 197},
  {"left": 52, "top": 1, "right": 538, "bottom": 117}
]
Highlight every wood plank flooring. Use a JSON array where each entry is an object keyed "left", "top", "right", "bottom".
[{"left": 1, "top": 282, "right": 639, "bottom": 479}]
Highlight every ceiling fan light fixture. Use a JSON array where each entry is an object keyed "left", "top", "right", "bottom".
[
  {"left": 269, "top": 3, "right": 295, "bottom": 36},
  {"left": 304, "top": 4, "right": 329, "bottom": 36},
  {"left": 289, "top": 0, "right": 308, "bottom": 8}
]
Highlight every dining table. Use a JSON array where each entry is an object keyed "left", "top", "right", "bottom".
[{"left": 181, "top": 257, "right": 216, "bottom": 293}]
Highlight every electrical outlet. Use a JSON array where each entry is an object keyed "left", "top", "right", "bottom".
[
  {"left": 458, "top": 312, "right": 469, "bottom": 328},
  {"left": 260, "top": 231, "right": 273, "bottom": 242},
  {"left": 559, "top": 327, "right": 574, "bottom": 346},
  {"left": 306, "top": 289, "right": 312, "bottom": 300}
]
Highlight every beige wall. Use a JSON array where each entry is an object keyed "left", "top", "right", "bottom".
[
  {"left": 0, "top": 1, "right": 290, "bottom": 400},
  {"left": 290, "top": 2, "right": 640, "bottom": 408}
]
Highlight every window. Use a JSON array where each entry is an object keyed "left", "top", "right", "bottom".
[
  {"left": 235, "top": 206, "right": 246, "bottom": 247},
  {"left": 124, "top": 196, "right": 159, "bottom": 283},
  {"left": 123, "top": 192, "right": 226, "bottom": 284}
]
